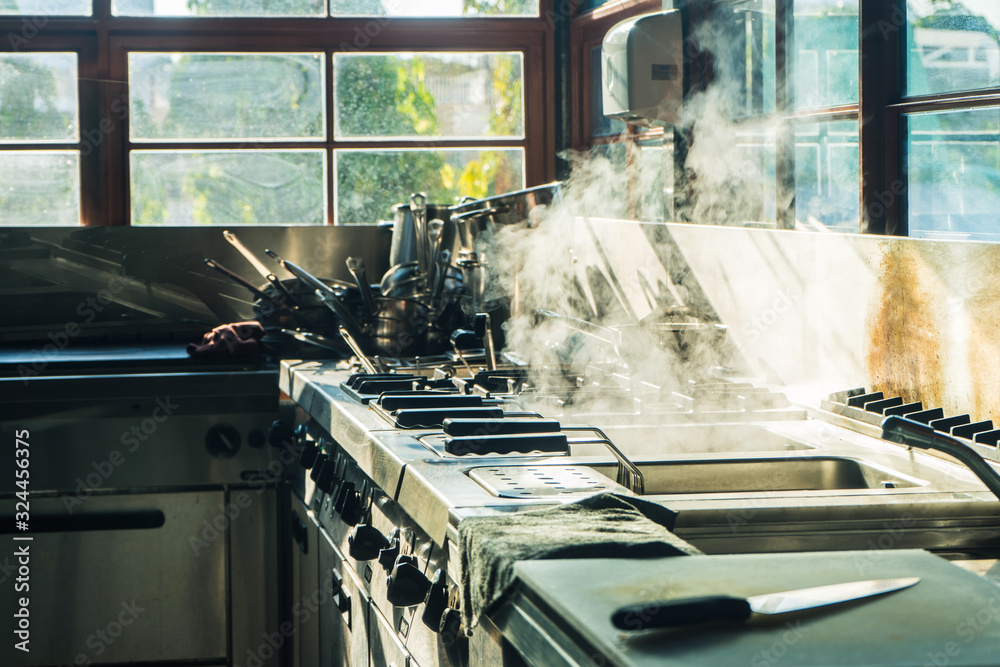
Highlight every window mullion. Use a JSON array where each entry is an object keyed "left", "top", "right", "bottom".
[
  {"left": 859, "top": 0, "right": 904, "bottom": 235},
  {"left": 775, "top": 0, "right": 794, "bottom": 230}
]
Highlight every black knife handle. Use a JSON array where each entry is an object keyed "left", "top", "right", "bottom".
[{"left": 611, "top": 595, "right": 753, "bottom": 631}]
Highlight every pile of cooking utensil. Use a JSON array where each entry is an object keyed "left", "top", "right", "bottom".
[{"left": 204, "top": 182, "right": 562, "bottom": 360}]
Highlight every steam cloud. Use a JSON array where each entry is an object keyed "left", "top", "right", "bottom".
[{"left": 472, "top": 16, "right": 777, "bottom": 403}]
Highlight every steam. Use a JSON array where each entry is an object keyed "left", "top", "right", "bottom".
[
  {"left": 474, "top": 15, "right": 781, "bottom": 404},
  {"left": 676, "top": 15, "right": 786, "bottom": 227}
]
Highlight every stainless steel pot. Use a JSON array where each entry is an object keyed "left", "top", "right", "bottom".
[
  {"left": 379, "top": 261, "right": 427, "bottom": 300},
  {"left": 369, "top": 296, "right": 431, "bottom": 357},
  {"left": 448, "top": 181, "right": 562, "bottom": 255},
  {"left": 389, "top": 200, "right": 452, "bottom": 268}
]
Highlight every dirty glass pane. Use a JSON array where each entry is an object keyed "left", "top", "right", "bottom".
[
  {"left": 129, "top": 53, "right": 324, "bottom": 141},
  {"left": 0, "top": 52, "right": 78, "bottom": 142},
  {"left": 793, "top": 0, "right": 859, "bottom": 109},
  {"left": 334, "top": 148, "right": 523, "bottom": 224},
  {"left": 113, "top": 0, "right": 323, "bottom": 17},
  {"left": 714, "top": 0, "right": 775, "bottom": 118},
  {"left": 908, "top": 106, "right": 1000, "bottom": 242},
  {"left": 0, "top": 152, "right": 80, "bottom": 225},
  {"left": 335, "top": 52, "right": 523, "bottom": 139},
  {"left": 131, "top": 150, "right": 325, "bottom": 225},
  {"left": 0, "top": 0, "right": 90, "bottom": 15},
  {"left": 795, "top": 120, "right": 859, "bottom": 233},
  {"left": 330, "top": 0, "right": 537, "bottom": 17},
  {"left": 906, "top": 1, "right": 1000, "bottom": 96}
]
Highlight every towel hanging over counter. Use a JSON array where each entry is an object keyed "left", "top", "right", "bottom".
[{"left": 458, "top": 493, "right": 702, "bottom": 631}]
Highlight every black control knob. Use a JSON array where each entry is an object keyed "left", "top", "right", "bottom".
[
  {"left": 309, "top": 453, "right": 328, "bottom": 482},
  {"left": 378, "top": 529, "right": 401, "bottom": 572},
  {"left": 386, "top": 555, "right": 431, "bottom": 607},
  {"left": 315, "top": 459, "right": 337, "bottom": 494},
  {"left": 299, "top": 439, "right": 320, "bottom": 469},
  {"left": 340, "top": 487, "right": 364, "bottom": 527},
  {"left": 422, "top": 569, "right": 449, "bottom": 630},
  {"left": 348, "top": 524, "right": 390, "bottom": 561},
  {"left": 267, "top": 420, "right": 294, "bottom": 448},
  {"left": 205, "top": 423, "right": 241, "bottom": 459},
  {"left": 334, "top": 480, "right": 354, "bottom": 514}
]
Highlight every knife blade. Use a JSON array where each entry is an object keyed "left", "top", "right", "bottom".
[{"left": 611, "top": 577, "right": 920, "bottom": 631}]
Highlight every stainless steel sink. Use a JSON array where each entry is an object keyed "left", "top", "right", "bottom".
[
  {"left": 587, "top": 457, "right": 923, "bottom": 494},
  {"left": 466, "top": 456, "right": 924, "bottom": 499}
]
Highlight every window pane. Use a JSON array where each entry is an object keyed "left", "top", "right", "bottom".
[
  {"left": 907, "top": 2, "right": 1000, "bottom": 96},
  {"left": 329, "top": 0, "right": 537, "bottom": 17},
  {"left": 719, "top": 2, "right": 776, "bottom": 118},
  {"left": 0, "top": 53, "right": 78, "bottom": 142},
  {"left": 335, "top": 52, "right": 523, "bottom": 139},
  {"left": 114, "top": 0, "right": 323, "bottom": 17},
  {"left": 0, "top": 152, "right": 79, "bottom": 225},
  {"left": 795, "top": 120, "right": 859, "bottom": 232},
  {"left": 793, "top": 0, "right": 858, "bottom": 109},
  {"left": 129, "top": 53, "right": 324, "bottom": 141},
  {"left": 131, "top": 150, "right": 326, "bottom": 225},
  {"left": 908, "top": 107, "right": 1000, "bottom": 242},
  {"left": 0, "top": 0, "right": 90, "bottom": 15},
  {"left": 334, "top": 148, "right": 524, "bottom": 224}
]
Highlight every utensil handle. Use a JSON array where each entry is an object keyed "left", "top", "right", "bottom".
[
  {"left": 204, "top": 258, "right": 272, "bottom": 302},
  {"left": 611, "top": 596, "right": 752, "bottom": 631}
]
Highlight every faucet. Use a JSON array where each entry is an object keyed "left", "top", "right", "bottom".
[{"left": 882, "top": 415, "right": 1000, "bottom": 501}]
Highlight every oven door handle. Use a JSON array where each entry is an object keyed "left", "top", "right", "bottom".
[{"left": 0, "top": 510, "right": 165, "bottom": 534}]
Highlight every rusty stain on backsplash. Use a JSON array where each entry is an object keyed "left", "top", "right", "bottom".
[
  {"left": 866, "top": 243, "right": 944, "bottom": 409},
  {"left": 964, "top": 246, "right": 1000, "bottom": 422}
]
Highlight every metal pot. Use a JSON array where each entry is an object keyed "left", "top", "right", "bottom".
[
  {"left": 448, "top": 181, "right": 562, "bottom": 255},
  {"left": 379, "top": 261, "right": 428, "bottom": 300},
  {"left": 389, "top": 200, "right": 452, "bottom": 268},
  {"left": 369, "top": 296, "right": 431, "bottom": 357}
]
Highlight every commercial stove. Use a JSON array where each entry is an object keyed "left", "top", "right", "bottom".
[{"left": 280, "top": 346, "right": 1000, "bottom": 667}]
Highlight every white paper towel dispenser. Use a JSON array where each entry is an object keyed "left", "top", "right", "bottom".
[{"left": 602, "top": 10, "right": 683, "bottom": 127}]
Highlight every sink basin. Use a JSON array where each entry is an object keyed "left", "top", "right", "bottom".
[
  {"left": 568, "top": 424, "right": 813, "bottom": 457},
  {"left": 467, "top": 457, "right": 924, "bottom": 499},
  {"left": 587, "top": 457, "right": 922, "bottom": 494}
]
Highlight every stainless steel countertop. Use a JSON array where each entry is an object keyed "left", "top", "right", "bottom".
[{"left": 280, "top": 359, "right": 1000, "bottom": 552}]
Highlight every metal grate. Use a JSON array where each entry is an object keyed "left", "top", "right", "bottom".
[{"left": 467, "top": 466, "right": 618, "bottom": 498}]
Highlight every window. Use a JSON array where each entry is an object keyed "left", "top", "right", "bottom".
[
  {"left": 0, "top": 2, "right": 553, "bottom": 225},
  {"left": 570, "top": 0, "right": 1000, "bottom": 242},
  {"left": 570, "top": 0, "right": 667, "bottom": 221},
  {"left": 901, "top": 2, "right": 1000, "bottom": 241},
  {"left": 0, "top": 52, "right": 81, "bottom": 225}
]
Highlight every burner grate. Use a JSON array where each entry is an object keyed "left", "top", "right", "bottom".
[{"left": 824, "top": 388, "right": 1000, "bottom": 447}]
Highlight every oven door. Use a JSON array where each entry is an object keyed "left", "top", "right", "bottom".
[
  {"left": 371, "top": 603, "right": 413, "bottom": 667},
  {"left": 290, "top": 499, "right": 320, "bottom": 667},
  {"left": 1, "top": 492, "right": 227, "bottom": 666},
  {"left": 318, "top": 526, "right": 369, "bottom": 667}
]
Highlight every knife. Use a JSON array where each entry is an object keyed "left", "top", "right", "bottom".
[{"left": 611, "top": 577, "right": 920, "bottom": 631}]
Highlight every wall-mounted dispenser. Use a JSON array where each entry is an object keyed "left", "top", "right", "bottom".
[{"left": 602, "top": 10, "right": 684, "bottom": 127}]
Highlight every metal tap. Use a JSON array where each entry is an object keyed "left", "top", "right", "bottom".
[{"left": 882, "top": 415, "right": 1000, "bottom": 501}]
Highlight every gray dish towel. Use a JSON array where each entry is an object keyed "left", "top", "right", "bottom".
[{"left": 458, "top": 493, "right": 702, "bottom": 630}]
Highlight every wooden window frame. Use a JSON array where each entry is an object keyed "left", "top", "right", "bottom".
[{"left": 1, "top": 7, "right": 556, "bottom": 226}]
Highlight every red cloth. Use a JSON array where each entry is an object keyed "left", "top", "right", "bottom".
[{"left": 187, "top": 321, "right": 265, "bottom": 358}]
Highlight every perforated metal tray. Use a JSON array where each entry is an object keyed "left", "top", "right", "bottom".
[{"left": 468, "top": 465, "right": 617, "bottom": 498}]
